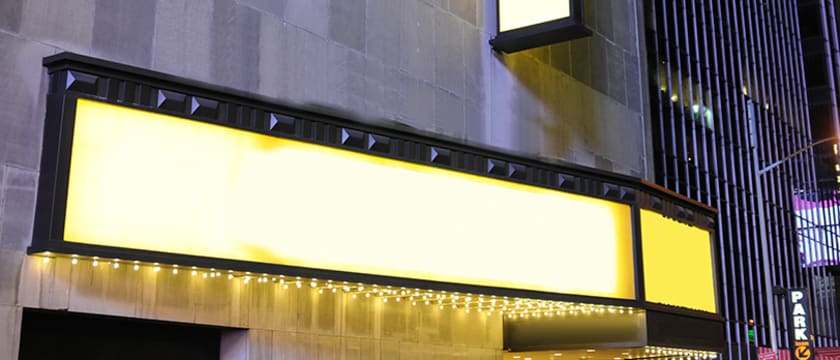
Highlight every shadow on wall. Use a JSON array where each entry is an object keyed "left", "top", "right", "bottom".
[
  {"left": 496, "top": 46, "right": 583, "bottom": 164},
  {"left": 492, "top": 0, "right": 645, "bottom": 176}
]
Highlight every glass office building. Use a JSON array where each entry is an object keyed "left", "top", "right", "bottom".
[{"left": 645, "top": 1, "right": 840, "bottom": 359}]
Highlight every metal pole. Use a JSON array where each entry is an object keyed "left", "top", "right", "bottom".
[
  {"left": 747, "top": 96, "right": 837, "bottom": 355},
  {"left": 747, "top": 100, "right": 779, "bottom": 354},
  {"left": 758, "top": 137, "right": 839, "bottom": 176}
]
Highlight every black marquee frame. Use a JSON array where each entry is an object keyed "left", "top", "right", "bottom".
[
  {"left": 32, "top": 53, "right": 722, "bottom": 350},
  {"left": 490, "top": 0, "right": 591, "bottom": 53}
]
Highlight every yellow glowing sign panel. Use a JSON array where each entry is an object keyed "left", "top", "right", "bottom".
[
  {"left": 499, "top": 0, "right": 571, "bottom": 32},
  {"left": 641, "top": 210, "right": 717, "bottom": 313},
  {"left": 64, "top": 98, "right": 635, "bottom": 299}
]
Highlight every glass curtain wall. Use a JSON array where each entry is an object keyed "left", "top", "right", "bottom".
[{"left": 644, "top": 1, "right": 840, "bottom": 359}]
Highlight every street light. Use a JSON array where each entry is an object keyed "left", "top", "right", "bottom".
[{"left": 747, "top": 100, "right": 838, "bottom": 355}]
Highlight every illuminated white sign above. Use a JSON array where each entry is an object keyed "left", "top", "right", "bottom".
[
  {"left": 491, "top": 0, "right": 590, "bottom": 53},
  {"left": 498, "top": 0, "right": 571, "bottom": 32}
]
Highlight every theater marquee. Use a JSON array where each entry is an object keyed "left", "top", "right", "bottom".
[
  {"left": 33, "top": 54, "right": 725, "bottom": 354},
  {"left": 62, "top": 97, "right": 635, "bottom": 299}
]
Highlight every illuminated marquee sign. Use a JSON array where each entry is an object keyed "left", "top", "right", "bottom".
[
  {"left": 51, "top": 98, "right": 636, "bottom": 300},
  {"left": 491, "top": 0, "right": 590, "bottom": 53},
  {"left": 640, "top": 210, "right": 717, "bottom": 313},
  {"left": 33, "top": 53, "right": 722, "bottom": 314},
  {"left": 788, "top": 289, "right": 814, "bottom": 360}
]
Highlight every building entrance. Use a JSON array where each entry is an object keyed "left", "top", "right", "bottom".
[{"left": 18, "top": 309, "right": 222, "bottom": 360}]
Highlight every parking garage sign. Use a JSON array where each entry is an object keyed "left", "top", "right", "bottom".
[{"left": 788, "top": 288, "right": 814, "bottom": 360}]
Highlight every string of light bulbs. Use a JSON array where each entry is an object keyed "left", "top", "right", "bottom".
[
  {"left": 34, "top": 252, "right": 719, "bottom": 359},
  {"left": 36, "top": 252, "right": 638, "bottom": 320}
]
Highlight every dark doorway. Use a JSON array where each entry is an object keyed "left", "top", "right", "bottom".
[{"left": 19, "top": 309, "right": 222, "bottom": 360}]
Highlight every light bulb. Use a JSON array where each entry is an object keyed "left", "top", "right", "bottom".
[{"left": 71, "top": 258, "right": 78, "bottom": 265}]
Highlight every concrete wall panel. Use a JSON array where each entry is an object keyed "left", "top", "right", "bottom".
[{"left": 0, "top": 1, "right": 649, "bottom": 358}]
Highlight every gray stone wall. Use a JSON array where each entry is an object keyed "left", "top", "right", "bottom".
[
  {"left": 15, "top": 256, "right": 501, "bottom": 359},
  {"left": 0, "top": 0, "right": 648, "bottom": 359}
]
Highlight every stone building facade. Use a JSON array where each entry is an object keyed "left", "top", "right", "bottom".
[{"left": 0, "top": 0, "right": 648, "bottom": 358}]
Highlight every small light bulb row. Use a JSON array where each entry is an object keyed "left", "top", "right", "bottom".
[
  {"left": 640, "top": 346, "right": 718, "bottom": 359},
  {"left": 306, "top": 280, "right": 639, "bottom": 318},
  {"left": 37, "top": 252, "right": 640, "bottom": 319},
  {"left": 501, "top": 301, "right": 636, "bottom": 320}
]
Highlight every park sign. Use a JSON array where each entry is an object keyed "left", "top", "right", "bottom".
[{"left": 788, "top": 289, "right": 814, "bottom": 360}]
